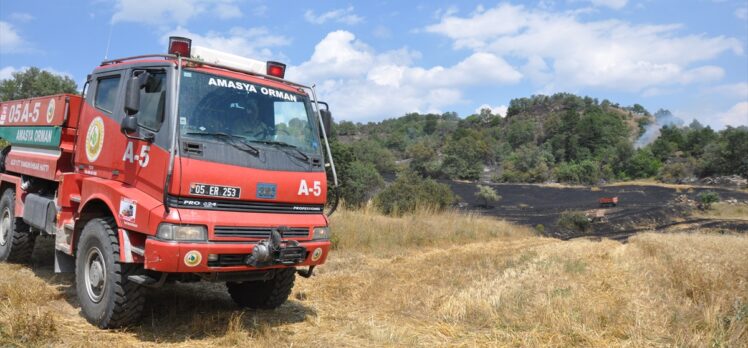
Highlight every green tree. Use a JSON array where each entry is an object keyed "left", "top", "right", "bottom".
[
  {"left": 340, "top": 161, "right": 385, "bottom": 208},
  {"left": 334, "top": 121, "right": 358, "bottom": 136},
  {"left": 501, "top": 144, "right": 554, "bottom": 183},
  {"left": 441, "top": 136, "right": 487, "bottom": 180},
  {"left": 407, "top": 139, "right": 440, "bottom": 177},
  {"left": 475, "top": 185, "right": 500, "bottom": 208},
  {"left": 626, "top": 148, "right": 661, "bottom": 178},
  {"left": 505, "top": 119, "right": 536, "bottom": 149},
  {"left": 0, "top": 67, "right": 78, "bottom": 101},
  {"left": 350, "top": 140, "right": 397, "bottom": 174}
]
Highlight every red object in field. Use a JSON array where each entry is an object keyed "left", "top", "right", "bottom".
[
  {"left": 0, "top": 39, "right": 336, "bottom": 329},
  {"left": 599, "top": 196, "right": 619, "bottom": 207}
]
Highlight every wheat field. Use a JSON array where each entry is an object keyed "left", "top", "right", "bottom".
[{"left": 1, "top": 208, "right": 746, "bottom": 347}]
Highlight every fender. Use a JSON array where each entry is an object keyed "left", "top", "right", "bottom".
[
  {"left": 77, "top": 176, "right": 166, "bottom": 262},
  {"left": 79, "top": 176, "right": 164, "bottom": 232},
  {"left": 0, "top": 173, "right": 25, "bottom": 216}
]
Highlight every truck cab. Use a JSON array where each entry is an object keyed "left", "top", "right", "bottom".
[{"left": 0, "top": 37, "right": 337, "bottom": 328}]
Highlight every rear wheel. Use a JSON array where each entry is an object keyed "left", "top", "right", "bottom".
[
  {"left": 227, "top": 267, "right": 296, "bottom": 309},
  {"left": 75, "top": 217, "right": 145, "bottom": 328},
  {"left": 0, "top": 188, "right": 36, "bottom": 263}
]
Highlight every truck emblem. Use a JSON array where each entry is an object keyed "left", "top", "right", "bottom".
[
  {"left": 184, "top": 250, "right": 202, "bottom": 267},
  {"left": 46, "top": 98, "right": 56, "bottom": 123},
  {"left": 85, "top": 117, "right": 105, "bottom": 162},
  {"left": 257, "top": 183, "right": 277, "bottom": 199}
]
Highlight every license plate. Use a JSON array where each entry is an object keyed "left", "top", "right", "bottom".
[{"left": 189, "top": 183, "right": 241, "bottom": 199}]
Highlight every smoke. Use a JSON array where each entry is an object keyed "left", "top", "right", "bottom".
[{"left": 635, "top": 109, "right": 684, "bottom": 148}]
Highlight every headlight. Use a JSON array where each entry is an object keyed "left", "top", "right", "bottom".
[
  {"left": 312, "top": 226, "right": 330, "bottom": 240},
  {"left": 157, "top": 224, "right": 207, "bottom": 241}
]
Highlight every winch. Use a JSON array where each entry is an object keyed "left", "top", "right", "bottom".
[{"left": 245, "top": 226, "right": 308, "bottom": 267}]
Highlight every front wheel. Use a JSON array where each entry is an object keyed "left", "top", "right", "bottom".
[
  {"left": 227, "top": 267, "right": 296, "bottom": 309},
  {"left": 75, "top": 217, "right": 145, "bottom": 328}
]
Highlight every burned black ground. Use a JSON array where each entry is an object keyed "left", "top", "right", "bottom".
[{"left": 446, "top": 182, "right": 748, "bottom": 239}]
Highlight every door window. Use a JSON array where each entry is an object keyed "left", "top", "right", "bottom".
[
  {"left": 94, "top": 76, "right": 121, "bottom": 113},
  {"left": 133, "top": 71, "right": 167, "bottom": 131}
]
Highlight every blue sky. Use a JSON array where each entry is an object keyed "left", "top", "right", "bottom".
[{"left": 1, "top": 0, "right": 746, "bottom": 128}]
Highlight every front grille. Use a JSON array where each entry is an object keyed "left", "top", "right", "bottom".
[
  {"left": 214, "top": 226, "right": 310, "bottom": 239},
  {"left": 167, "top": 195, "right": 324, "bottom": 214}
]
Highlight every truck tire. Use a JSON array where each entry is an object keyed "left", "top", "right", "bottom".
[
  {"left": 226, "top": 267, "right": 296, "bottom": 309},
  {"left": 75, "top": 217, "right": 145, "bottom": 328},
  {"left": 0, "top": 188, "right": 36, "bottom": 263}
]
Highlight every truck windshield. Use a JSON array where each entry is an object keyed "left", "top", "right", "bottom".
[{"left": 178, "top": 70, "right": 321, "bottom": 154}]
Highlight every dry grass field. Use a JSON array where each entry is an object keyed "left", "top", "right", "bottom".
[
  {"left": 693, "top": 202, "right": 748, "bottom": 221},
  {"left": 1, "top": 208, "right": 747, "bottom": 347}
]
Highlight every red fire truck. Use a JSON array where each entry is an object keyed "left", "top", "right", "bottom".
[{"left": 0, "top": 37, "right": 338, "bottom": 328}]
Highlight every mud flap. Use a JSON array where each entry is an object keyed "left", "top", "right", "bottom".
[{"left": 54, "top": 249, "right": 75, "bottom": 273}]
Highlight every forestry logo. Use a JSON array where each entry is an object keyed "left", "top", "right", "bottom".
[{"left": 85, "top": 117, "right": 105, "bottom": 162}]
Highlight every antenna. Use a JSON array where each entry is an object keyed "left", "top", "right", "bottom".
[{"left": 104, "top": 21, "right": 114, "bottom": 60}]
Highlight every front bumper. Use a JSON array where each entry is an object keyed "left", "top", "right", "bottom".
[{"left": 143, "top": 237, "right": 331, "bottom": 273}]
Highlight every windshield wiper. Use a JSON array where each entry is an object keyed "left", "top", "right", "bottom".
[
  {"left": 249, "top": 140, "right": 310, "bottom": 162},
  {"left": 185, "top": 131, "right": 260, "bottom": 157}
]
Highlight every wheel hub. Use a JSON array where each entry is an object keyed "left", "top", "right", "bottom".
[
  {"left": 0, "top": 208, "right": 10, "bottom": 247},
  {"left": 89, "top": 261, "right": 104, "bottom": 287},
  {"left": 84, "top": 247, "right": 107, "bottom": 303}
]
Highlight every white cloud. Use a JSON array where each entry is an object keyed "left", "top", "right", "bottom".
[
  {"left": 163, "top": 26, "right": 290, "bottom": 61},
  {"left": 215, "top": 3, "right": 243, "bottom": 19},
  {"left": 0, "top": 21, "right": 24, "bottom": 53},
  {"left": 716, "top": 102, "right": 748, "bottom": 127},
  {"left": 0, "top": 66, "right": 18, "bottom": 80},
  {"left": 304, "top": 6, "right": 363, "bottom": 25},
  {"left": 112, "top": 0, "right": 242, "bottom": 25},
  {"left": 287, "top": 31, "right": 521, "bottom": 121},
  {"left": 9, "top": 13, "right": 34, "bottom": 22},
  {"left": 252, "top": 5, "right": 268, "bottom": 17},
  {"left": 475, "top": 104, "right": 508, "bottom": 117},
  {"left": 736, "top": 7, "right": 748, "bottom": 20},
  {"left": 584, "top": 0, "right": 628, "bottom": 9},
  {"left": 372, "top": 25, "right": 392, "bottom": 39},
  {"left": 0, "top": 66, "right": 75, "bottom": 81},
  {"left": 704, "top": 82, "right": 748, "bottom": 100},
  {"left": 425, "top": 3, "right": 742, "bottom": 93}
]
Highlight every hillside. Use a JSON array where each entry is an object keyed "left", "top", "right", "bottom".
[
  {"left": 329, "top": 93, "right": 747, "bottom": 209},
  {"left": 2, "top": 209, "right": 746, "bottom": 346}
]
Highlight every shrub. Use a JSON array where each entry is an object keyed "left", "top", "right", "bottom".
[
  {"left": 475, "top": 185, "right": 501, "bottom": 208},
  {"left": 554, "top": 160, "right": 601, "bottom": 185},
  {"left": 697, "top": 191, "right": 719, "bottom": 210},
  {"left": 557, "top": 211, "right": 591, "bottom": 232},
  {"left": 374, "top": 171, "right": 455, "bottom": 216},
  {"left": 535, "top": 224, "right": 545, "bottom": 234}
]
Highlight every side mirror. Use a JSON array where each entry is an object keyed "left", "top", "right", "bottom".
[
  {"left": 320, "top": 109, "right": 332, "bottom": 137},
  {"left": 121, "top": 115, "right": 138, "bottom": 134},
  {"left": 124, "top": 71, "right": 150, "bottom": 116}
]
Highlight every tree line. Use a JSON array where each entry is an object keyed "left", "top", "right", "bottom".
[{"left": 330, "top": 93, "right": 747, "bottom": 212}]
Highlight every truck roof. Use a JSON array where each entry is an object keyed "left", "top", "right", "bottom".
[{"left": 94, "top": 55, "right": 308, "bottom": 96}]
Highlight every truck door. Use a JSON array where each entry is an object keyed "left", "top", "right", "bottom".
[
  {"left": 75, "top": 71, "right": 125, "bottom": 177},
  {"left": 116, "top": 68, "right": 173, "bottom": 200}
]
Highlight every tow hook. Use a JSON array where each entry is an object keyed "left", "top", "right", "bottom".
[{"left": 297, "top": 266, "right": 315, "bottom": 278}]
